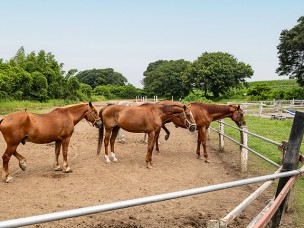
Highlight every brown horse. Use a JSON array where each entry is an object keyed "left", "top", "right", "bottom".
[
  {"left": 158, "top": 101, "right": 246, "bottom": 162},
  {"left": 0, "top": 102, "right": 101, "bottom": 183},
  {"left": 97, "top": 103, "right": 196, "bottom": 168}
]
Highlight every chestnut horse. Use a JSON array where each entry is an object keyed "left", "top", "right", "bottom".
[
  {"left": 97, "top": 103, "right": 196, "bottom": 168},
  {"left": 0, "top": 102, "right": 101, "bottom": 183},
  {"left": 158, "top": 101, "right": 246, "bottom": 162}
]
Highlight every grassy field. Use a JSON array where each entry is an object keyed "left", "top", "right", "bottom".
[{"left": 211, "top": 115, "right": 304, "bottom": 227}]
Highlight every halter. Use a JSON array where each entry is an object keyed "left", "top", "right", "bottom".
[
  {"left": 85, "top": 108, "right": 101, "bottom": 127},
  {"left": 183, "top": 109, "right": 197, "bottom": 131}
]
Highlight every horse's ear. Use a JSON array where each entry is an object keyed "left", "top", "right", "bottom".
[
  {"left": 89, "top": 101, "right": 93, "bottom": 108},
  {"left": 237, "top": 105, "right": 240, "bottom": 111},
  {"left": 183, "top": 105, "right": 186, "bottom": 110}
]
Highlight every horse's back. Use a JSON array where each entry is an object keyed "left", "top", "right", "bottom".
[{"left": 101, "top": 104, "right": 159, "bottom": 133}]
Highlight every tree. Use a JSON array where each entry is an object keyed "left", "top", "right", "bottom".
[
  {"left": 142, "top": 59, "right": 191, "bottom": 99},
  {"left": 75, "top": 68, "right": 128, "bottom": 88},
  {"left": 183, "top": 52, "right": 253, "bottom": 98},
  {"left": 276, "top": 16, "right": 304, "bottom": 86}
]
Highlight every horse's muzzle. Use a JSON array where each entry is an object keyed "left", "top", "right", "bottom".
[
  {"left": 94, "top": 120, "right": 102, "bottom": 129},
  {"left": 189, "top": 125, "right": 196, "bottom": 132}
]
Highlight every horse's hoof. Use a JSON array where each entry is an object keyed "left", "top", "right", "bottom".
[
  {"left": 54, "top": 166, "right": 62, "bottom": 171},
  {"left": 19, "top": 161, "right": 27, "bottom": 171},
  {"left": 65, "top": 167, "right": 73, "bottom": 173},
  {"left": 205, "top": 160, "right": 210, "bottom": 163},
  {"left": 147, "top": 164, "right": 153, "bottom": 169},
  {"left": 165, "top": 135, "right": 169, "bottom": 140},
  {"left": 113, "top": 158, "right": 118, "bottom": 163},
  {"left": 6, "top": 176, "right": 14, "bottom": 183}
]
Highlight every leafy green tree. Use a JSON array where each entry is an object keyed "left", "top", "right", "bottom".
[
  {"left": 30, "top": 71, "right": 48, "bottom": 101},
  {"left": 247, "top": 83, "right": 271, "bottom": 100},
  {"left": 142, "top": 59, "right": 191, "bottom": 99},
  {"left": 276, "top": 16, "right": 304, "bottom": 86},
  {"left": 75, "top": 68, "right": 128, "bottom": 88},
  {"left": 93, "top": 85, "right": 116, "bottom": 99},
  {"left": 79, "top": 83, "right": 92, "bottom": 98},
  {"left": 183, "top": 52, "right": 253, "bottom": 98},
  {"left": 66, "top": 77, "right": 80, "bottom": 99}
]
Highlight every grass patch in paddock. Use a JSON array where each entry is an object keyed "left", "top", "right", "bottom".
[
  {"left": 210, "top": 115, "right": 304, "bottom": 226},
  {"left": 0, "top": 99, "right": 81, "bottom": 115}
]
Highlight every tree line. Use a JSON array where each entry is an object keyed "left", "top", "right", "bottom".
[{"left": 0, "top": 16, "right": 303, "bottom": 102}]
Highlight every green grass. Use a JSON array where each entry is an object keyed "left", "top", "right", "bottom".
[
  {"left": 211, "top": 115, "right": 304, "bottom": 227},
  {"left": 0, "top": 99, "right": 82, "bottom": 115}
]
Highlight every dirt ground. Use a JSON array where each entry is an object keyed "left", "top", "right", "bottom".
[{"left": 0, "top": 103, "right": 293, "bottom": 227}]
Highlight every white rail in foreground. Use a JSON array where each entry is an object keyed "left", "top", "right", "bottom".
[{"left": 0, "top": 168, "right": 303, "bottom": 228}]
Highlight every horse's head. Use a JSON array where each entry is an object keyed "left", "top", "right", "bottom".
[
  {"left": 85, "top": 102, "right": 102, "bottom": 128},
  {"left": 182, "top": 104, "right": 197, "bottom": 132},
  {"left": 230, "top": 105, "right": 246, "bottom": 127}
]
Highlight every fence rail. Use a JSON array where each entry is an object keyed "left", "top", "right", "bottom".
[{"left": 0, "top": 167, "right": 303, "bottom": 228}]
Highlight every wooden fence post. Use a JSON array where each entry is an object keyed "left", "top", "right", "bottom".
[
  {"left": 240, "top": 125, "right": 248, "bottom": 173},
  {"left": 271, "top": 111, "right": 304, "bottom": 227},
  {"left": 219, "top": 120, "right": 224, "bottom": 151},
  {"left": 258, "top": 103, "right": 263, "bottom": 117}
]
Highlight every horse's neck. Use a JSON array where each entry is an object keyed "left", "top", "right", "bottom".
[
  {"left": 160, "top": 105, "right": 183, "bottom": 122},
  {"left": 211, "top": 112, "right": 232, "bottom": 121},
  {"left": 202, "top": 104, "right": 231, "bottom": 121},
  {"left": 65, "top": 104, "right": 88, "bottom": 125}
]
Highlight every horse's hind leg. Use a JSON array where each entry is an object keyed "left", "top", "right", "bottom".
[
  {"left": 104, "top": 128, "right": 112, "bottom": 163},
  {"left": 109, "top": 126, "right": 119, "bottom": 162},
  {"left": 53, "top": 140, "right": 62, "bottom": 171},
  {"left": 13, "top": 151, "right": 27, "bottom": 171},
  {"left": 2, "top": 145, "right": 18, "bottom": 183},
  {"left": 118, "top": 129, "right": 125, "bottom": 144}
]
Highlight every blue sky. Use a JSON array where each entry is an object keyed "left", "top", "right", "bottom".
[{"left": 1, "top": 1, "right": 303, "bottom": 88}]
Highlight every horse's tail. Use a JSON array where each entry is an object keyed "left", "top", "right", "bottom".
[
  {"left": 0, "top": 118, "right": 3, "bottom": 131},
  {"left": 97, "top": 108, "right": 105, "bottom": 155}
]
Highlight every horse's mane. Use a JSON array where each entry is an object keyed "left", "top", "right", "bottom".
[
  {"left": 52, "top": 103, "right": 88, "bottom": 112},
  {"left": 192, "top": 102, "right": 233, "bottom": 114}
]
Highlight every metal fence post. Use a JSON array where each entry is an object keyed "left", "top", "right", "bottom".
[
  {"left": 219, "top": 120, "right": 224, "bottom": 151},
  {"left": 240, "top": 125, "right": 248, "bottom": 173},
  {"left": 271, "top": 111, "right": 304, "bottom": 227}
]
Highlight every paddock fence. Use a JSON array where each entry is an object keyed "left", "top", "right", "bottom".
[
  {"left": 235, "top": 99, "right": 304, "bottom": 119},
  {"left": 0, "top": 112, "right": 304, "bottom": 228}
]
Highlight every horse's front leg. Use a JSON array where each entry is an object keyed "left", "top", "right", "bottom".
[
  {"left": 61, "top": 138, "right": 72, "bottom": 173},
  {"left": 196, "top": 129, "right": 202, "bottom": 159},
  {"left": 155, "top": 130, "right": 161, "bottom": 154},
  {"left": 198, "top": 127, "right": 209, "bottom": 163},
  {"left": 146, "top": 131, "right": 156, "bottom": 169},
  {"left": 53, "top": 140, "right": 62, "bottom": 171},
  {"left": 13, "top": 151, "right": 27, "bottom": 171},
  {"left": 2, "top": 145, "right": 18, "bottom": 183},
  {"left": 162, "top": 125, "right": 170, "bottom": 140},
  {"left": 109, "top": 126, "right": 120, "bottom": 162}
]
